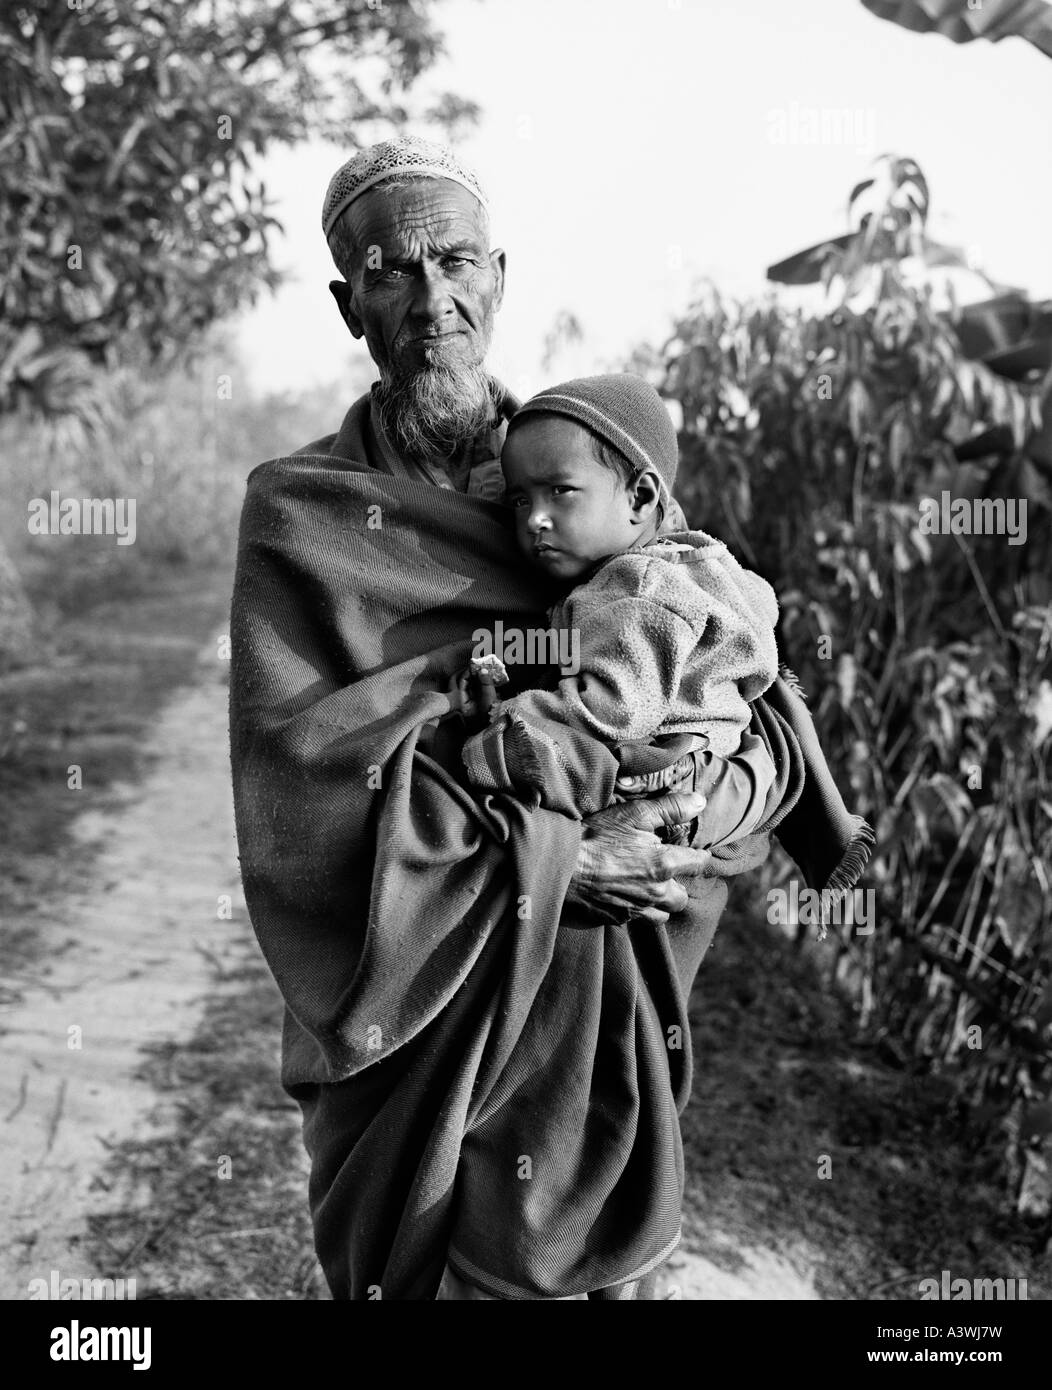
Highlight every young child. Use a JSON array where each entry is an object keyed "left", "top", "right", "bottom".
[{"left": 457, "top": 373, "right": 780, "bottom": 849}]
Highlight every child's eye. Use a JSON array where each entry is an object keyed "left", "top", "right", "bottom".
[
  {"left": 551, "top": 486, "right": 576, "bottom": 496},
  {"left": 508, "top": 495, "right": 528, "bottom": 508}
]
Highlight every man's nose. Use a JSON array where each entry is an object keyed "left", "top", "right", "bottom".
[{"left": 411, "top": 265, "right": 456, "bottom": 321}]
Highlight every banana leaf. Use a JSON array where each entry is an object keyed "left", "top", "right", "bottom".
[{"left": 861, "top": 0, "right": 1052, "bottom": 60}]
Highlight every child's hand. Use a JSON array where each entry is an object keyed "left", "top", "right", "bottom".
[
  {"left": 446, "top": 656, "right": 510, "bottom": 729},
  {"left": 469, "top": 654, "right": 509, "bottom": 717},
  {"left": 445, "top": 668, "right": 478, "bottom": 719}
]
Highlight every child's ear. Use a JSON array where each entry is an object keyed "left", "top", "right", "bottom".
[
  {"left": 329, "top": 280, "right": 364, "bottom": 339},
  {"left": 629, "top": 469, "right": 663, "bottom": 523}
]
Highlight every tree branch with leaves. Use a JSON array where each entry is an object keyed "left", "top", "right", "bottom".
[{"left": 0, "top": 0, "right": 478, "bottom": 417}]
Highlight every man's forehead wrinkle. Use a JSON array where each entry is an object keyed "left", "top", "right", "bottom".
[
  {"left": 387, "top": 209, "right": 485, "bottom": 253},
  {"left": 351, "top": 221, "right": 487, "bottom": 275},
  {"left": 350, "top": 187, "right": 487, "bottom": 258}
]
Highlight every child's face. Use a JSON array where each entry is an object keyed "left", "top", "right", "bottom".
[{"left": 501, "top": 417, "right": 651, "bottom": 581}]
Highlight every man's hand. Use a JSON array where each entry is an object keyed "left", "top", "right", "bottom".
[{"left": 566, "top": 791, "right": 711, "bottom": 927}]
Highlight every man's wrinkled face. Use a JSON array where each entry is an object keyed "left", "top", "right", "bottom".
[{"left": 341, "top": 179, "right": 505, "bottom": 380}]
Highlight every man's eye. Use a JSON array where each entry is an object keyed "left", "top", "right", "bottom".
[
  {"left": 379, "top": 266, "right": 409, "bottom": 280},
  {"left": 443, "top": 256, "right": 470, "bottom": 269}
]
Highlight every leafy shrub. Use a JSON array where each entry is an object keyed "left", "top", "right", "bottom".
[{"left": 653, "top": 162, "right": 1052, "bottom": 1164}]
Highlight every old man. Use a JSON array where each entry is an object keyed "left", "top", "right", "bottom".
[{"left": 229, "top": 137, "right": 839, "bottom": 1301}]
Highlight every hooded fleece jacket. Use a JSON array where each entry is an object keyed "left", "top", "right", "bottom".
[{"left": 462, "top": 529, "right": 781, "bottom": 825}]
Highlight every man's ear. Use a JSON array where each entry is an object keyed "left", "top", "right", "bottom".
[
  {"left": 489, "top": 248, "right": 507, "bottom": 312},
  {"left": 629, "top": 469, "right": 663, "bottom": 523},
  {"left": 329, "top": 280, "right": 363, "bottom": 339}
]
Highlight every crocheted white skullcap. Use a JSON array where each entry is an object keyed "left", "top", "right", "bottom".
[{"left": 322, "top": 135, "right": 489, "bottom": 237}]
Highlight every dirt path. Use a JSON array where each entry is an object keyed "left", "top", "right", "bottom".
[
  {"left": 0, "top": 629, "right": 255, "bottom": 1298},
  {"left": 0, "top": 625, "right": 823, "bottom": 1301}
]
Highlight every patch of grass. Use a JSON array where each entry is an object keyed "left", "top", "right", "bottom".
[
  {"left": 85, "top": 949, "right": 324, "bottom": 1301},
  {"left": 683, "top": 889, "right": 1050, "bottom": 1300},
  {"left": 0, "top": 562, "right": 234, "bottom": 970}
]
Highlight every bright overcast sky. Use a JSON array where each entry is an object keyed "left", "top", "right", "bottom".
[{"left": 236, "top": 0, "right": 1052, "bottom": 403}]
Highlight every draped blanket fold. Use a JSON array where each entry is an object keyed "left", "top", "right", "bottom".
[{"left": 229, "top": 452, "right": 871, "bottom": 1300}]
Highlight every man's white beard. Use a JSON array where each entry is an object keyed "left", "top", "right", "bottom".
[{"left": 374, "top": 360, "right": 498, "bottom": 463}]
